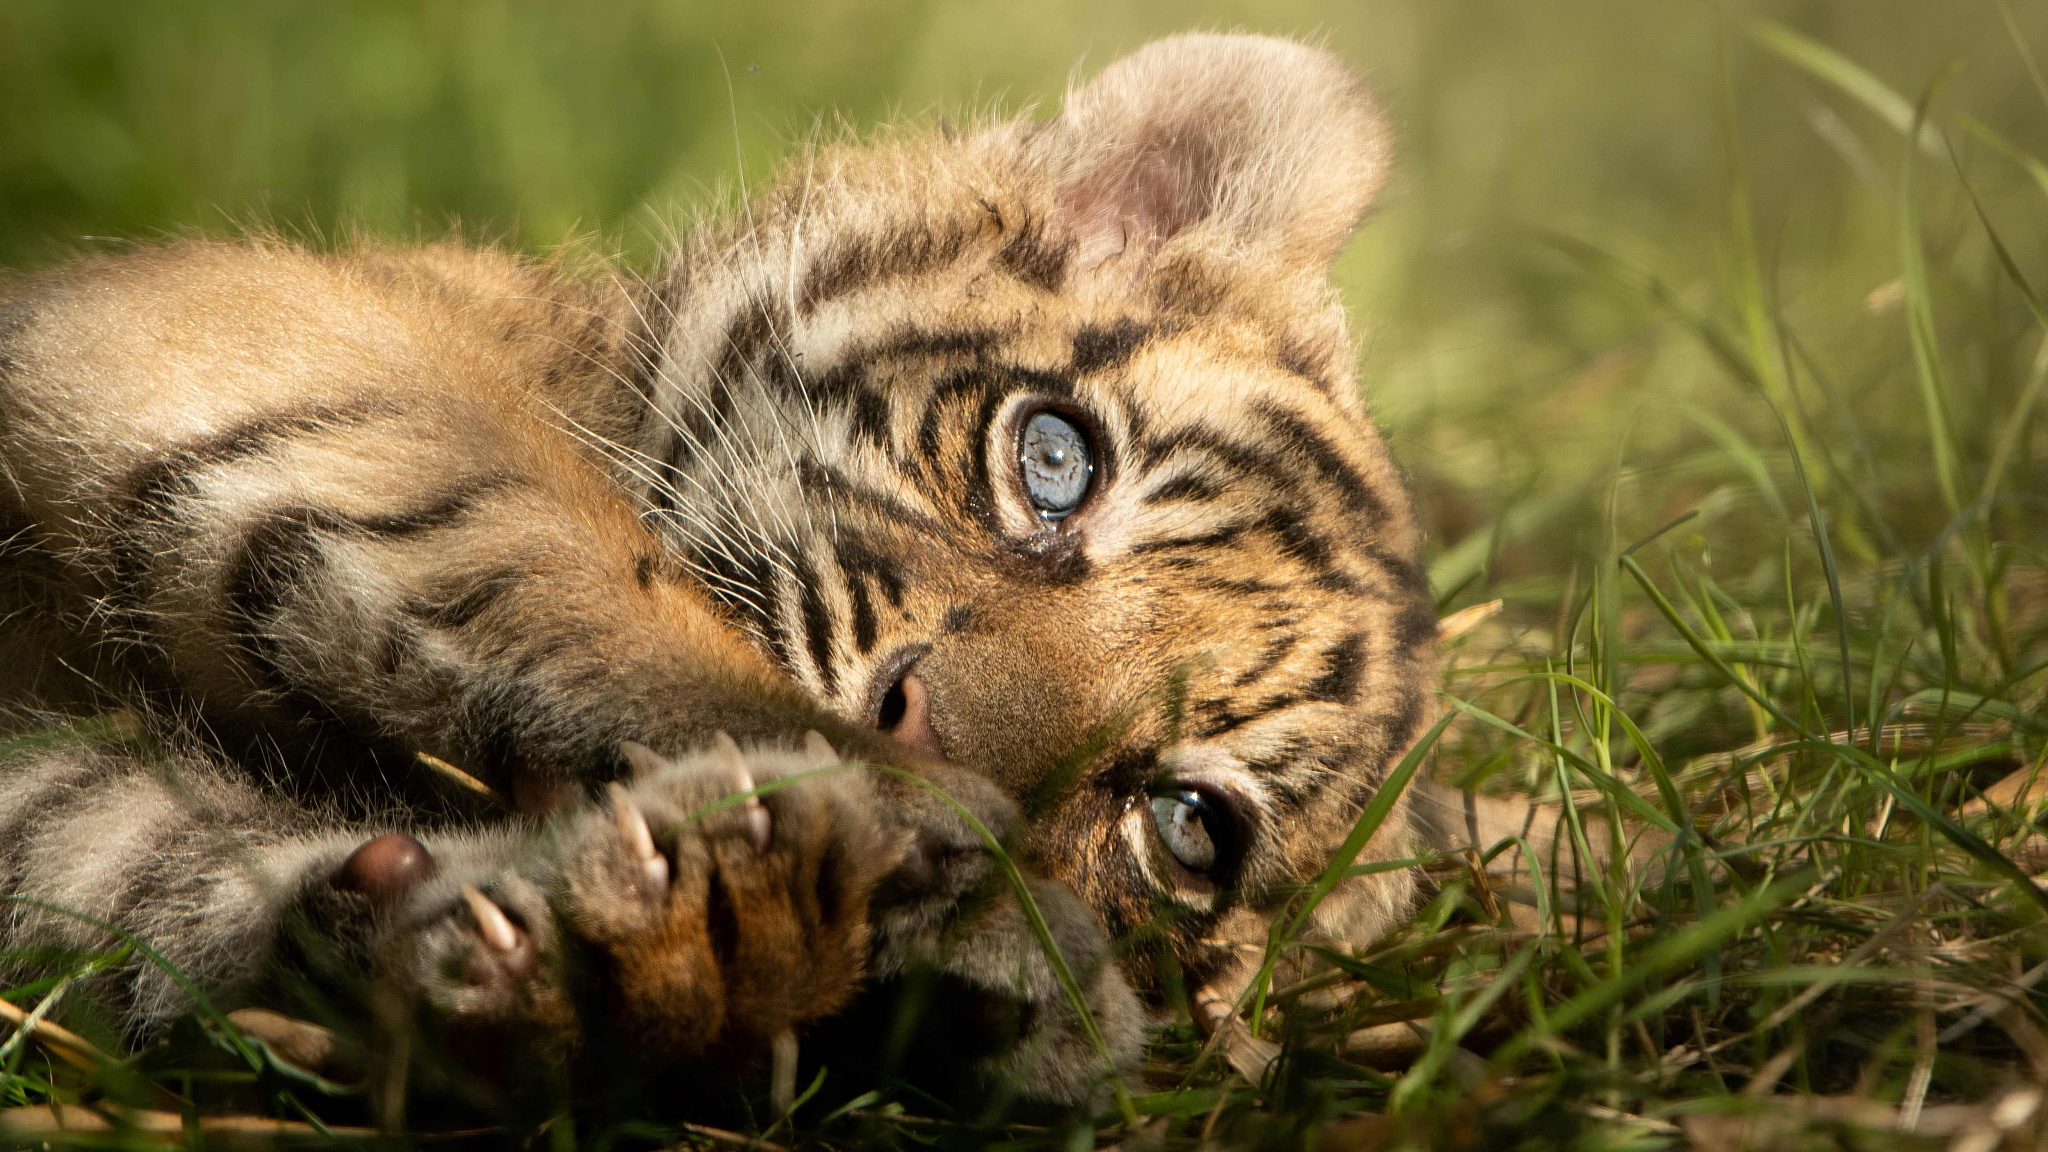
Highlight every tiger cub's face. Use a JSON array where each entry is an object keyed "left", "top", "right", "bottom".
[{"left": 639, "top": 34, "right": 1436, "bottom": 991}]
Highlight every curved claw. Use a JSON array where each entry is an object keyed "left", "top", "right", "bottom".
[
  {"left": 712, "top": 731, "right": 773, "bottom": 851},
  {"left": 458, "top": 885, "right": 535, "bottom": 982},
  {"left": 770, "top": 1028, "right": 799, "bottom": 1116},
  {"left": 802, "top": 729, "right": 840, "bottom": 768},
  {"left": 461, "top": 884, "right": 521, "bottom": 954},
  {"left": 609, "top": 783, "right": 671, "bottom": 890},
  {"left": 619, "top": 739, "right": 670, "bottom": 780}
]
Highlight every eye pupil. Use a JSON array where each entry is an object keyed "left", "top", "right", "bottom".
[
  {"left": 1019, "top": 411, "right": 1093, "bottom": 520},
  {"left": 1151, "top": 790, "right": 1219, "bottom": 873}
]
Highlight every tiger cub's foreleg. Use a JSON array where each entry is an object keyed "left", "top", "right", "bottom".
[
  {"left": 0, "top": 742, "right": 372, "bottom": 1040},
  {"left": 0, "top": 735, "right": 892, "bottom": 1118}
]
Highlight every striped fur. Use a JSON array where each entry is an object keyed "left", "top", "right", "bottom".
[{"left": 0, "top": 34, "right": 1431, "bottom": 1106}]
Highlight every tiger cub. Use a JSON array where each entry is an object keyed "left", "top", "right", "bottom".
[{"left": 0, "top": 34, "right": 1436, "bottom": 1115}]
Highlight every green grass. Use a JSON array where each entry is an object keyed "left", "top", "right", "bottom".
[{"left": 5, "top": 2, "right": 2048, "bottom": 1149}]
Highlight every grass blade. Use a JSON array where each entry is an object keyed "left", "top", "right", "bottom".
[{"left": 1748, "top": 20, "right": 1941, "bottom": 157}]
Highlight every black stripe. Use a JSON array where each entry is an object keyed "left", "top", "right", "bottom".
[
  {"left": 1131, "top": 423, "right": 1297, "bottom": 494},
  {"left": 792, "top": 553, "right": 838, "bottom": 697},
  {"left": 716, "top": 298, "right": 782, "bottom": 390},
  {"left": 798, "top": 223, "right": 976, "bottom": 316},
  {"left": 1129, "top": 524, "right": 1246, "bottom": 554},
  {"left": 1235, "top": 731, "right": 1316, "bottom": 788},
  {"left": 1141, "top": 473, "right": 1224, "bottom": 505},
  {"left": 222, "top": 482, "right": 513, "bottom": 679},
  {"left": 994, "top": 212, "right": 1071, "bottom": 292},
  {"left": 1193, "top": 692, "right": 1302, "bottom": 739},
  {"left": 1187, "top": 575, "right": 1286, "bottom": 595},
  {"left": 1366, "top": 542, "right": 1433, "bottom": 597},
  {"left": 758, "top": 332, "right": 808, "bottom": 397},
  {"left": 1117, "top": 388, "right": 1151, "bottom": 454},
  {"left": 813, "top": 328, "right": 1011, "bottom": 469},
  {"left": 1257, "top": 506, "right": 1357, "bottom": 593},
  {"left": 1271, "top": 332, "right": 1335, "bottom": 394},
  {"left": 701, "top": 298, "right": 773, "bottom": 419},
  {"left": 1007, "top": 364, "right": 1076, "bottom": 401},
  {"left": 1070, "top": 320, "right": 1155, "bottom": 375},
  {"left": 847, "top": 579, "right": 876, "bottom": 653},
  {"left": 755, "top": 557, "right": 790, "bottom": 667},
  {"left": 122, "top": 401, "right": 400, "bottom": 521},
  {"left": 698, "top": 545, "right": 781, "bottom": 651},
  {"left": 912, "top": 369, "right": 986, "bottom": 483},
  {"left": 831, "top": 536, "right": 906, "bottom": 654},
  {"left": 405, "top": 564, "right": 535, "bottom": 630},
  {"left": 855, "top": 325, "right": 1005, "bottom": 366},
  {"left": 647, "top": 452, "right": 681, "bottom": 516},
  {"left": 1303, "top": 634, "right": 1367, "bottom": 705},
  {"left": 798, "top": 458, "right": 944, "bottom": 537},
  {"left": 665, "top": 294, "right": 790, "bottom": 473},
  {"left": 110, "top": 401, "right": 401, "bottom": 606},
  {"left": 1375, "top": 685, "right": 1428, "bottom": 786},
  {"left": 352, "top": 473, "right": 521, "bottom": 537},
  {"left": 0, "top": 753, "right": 130, "bottom": 881},
  {"left": 1395, "top": 598, "right": 1440, "bottom": 653},
  {"left": 851, "top": 383, "right": 892, "bottom": 448},
  {"left": 1255, "top": 754, "right": 1314, "bottom": 806},
  {"left": 221, "top": 508, "right": 345, "bottom": 683},
  {"left": 964, "top": 382, "right": 1008, "bottom": 529},
  {"left": 1231, "top": 633, "right": 1299, "bottom": 688},
  {"left": 810, "top": 360, "right": 895, "bottom": 449},
  {"left": 1250, "top": 401, "right": 1384, "bottom": 518}
]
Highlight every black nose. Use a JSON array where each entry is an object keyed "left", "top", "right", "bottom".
[{"left": 874, "top": 666, "right": 944, "bottom": 760}]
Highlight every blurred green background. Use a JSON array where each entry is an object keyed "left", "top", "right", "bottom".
[{"left": 4, "top": 0, "right": 2045, "bottom": 603}]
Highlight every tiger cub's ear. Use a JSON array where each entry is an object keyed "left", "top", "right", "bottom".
[{"left": 1034, "top": 33, "right": 1390, "bottom": 276}]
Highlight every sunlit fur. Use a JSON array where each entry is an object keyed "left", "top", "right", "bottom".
[
  {"left": 0, "top": 33, "right": 1434, "bottom": 1091},
  {"left": 630, "top": 33, "right": 1436, "bottom": 988}
]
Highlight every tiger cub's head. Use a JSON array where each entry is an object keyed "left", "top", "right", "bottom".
[{"left": 639, "top": 34, "right": 1436, "bottom": 992}]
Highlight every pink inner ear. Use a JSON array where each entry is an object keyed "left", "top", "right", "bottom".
[
  {"left": 1038, "top": 36, "right": 1389, "bottom": 278},
  {"left": 1055, "top": 131, "right": 1224, "bottom": 272}
]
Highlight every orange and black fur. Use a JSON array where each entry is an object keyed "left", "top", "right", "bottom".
[{"left": 0, "top": 34, "right": 1437, "bottom": 1116}]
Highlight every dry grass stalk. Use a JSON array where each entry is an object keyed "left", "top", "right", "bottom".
[
  {"left": 0, "top": 995, "right": 111, "bottom": 1073},
  {"left": 0, "top": 1103, "right": 375, "bottom": 1145}
]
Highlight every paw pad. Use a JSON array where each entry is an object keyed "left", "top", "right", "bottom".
[{"left": 336, "top": 833, "right": 437, "bottom": 903}]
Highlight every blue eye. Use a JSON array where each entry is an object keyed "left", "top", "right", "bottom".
[
  {"left": 1151, "top": 791, "right": 1219, "bottom": 872},
  {"left": 1019, "top": 411, "right": 1093, "bottom": 520},
  {"left": 1149, "top": 785, "right": 1245, "bottom": 879}
]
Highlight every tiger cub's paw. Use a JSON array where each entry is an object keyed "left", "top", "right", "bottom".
[
  {"left": 380, "top": 734, "right": 894, "bottom": 1081},
  {"left": 551, "top": 734, "right": 893, "bottom": 1058}
]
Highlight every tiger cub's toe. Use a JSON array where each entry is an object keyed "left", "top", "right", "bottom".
[{"left": 556, "top": 735, "right": 896, "bottom": 1059}]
